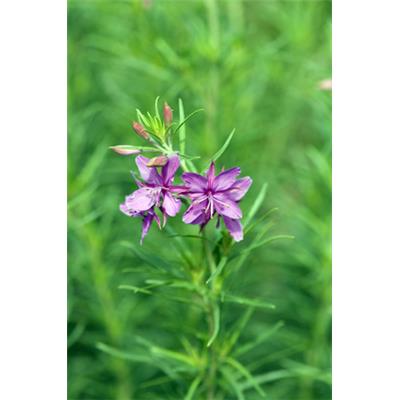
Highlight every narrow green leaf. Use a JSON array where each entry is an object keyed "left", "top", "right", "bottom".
[
  {"left": 222, "top": 293, "right": 276, "bottom": 310},
  {"left": 150, "top": 346, "right": 198, "bottom": 368},
  {"left": 178, "top": 98, "right": 186, "bottom": 155},
  {"left": 96, "top": 342, "right": 151, "bottom": 364},
  {"left": 235, "top": 321, "right": 285, "bottom": 357},
  {"left": 68, "top": 322, "right": 85, "bottom": 348},
  {"left": 120, "top": 241, "right": 178, "bottom": 273},
  {"left": 238, "top": 370, "right": 296, "bottom": 391},
  {"left": 243, "top": 183, "right": 268, "bottom": 228},
  {"left": 225, "top": 357, "right": 266, "bottom": 398},
  {"left": 139, "top": 375, "right": 174, "bottom": 389},
  {"left": 154, "top": 96, "right": 161, "bottom": 120},
  {"left": 245, "top": 207, "right": 279, "bottom": 234},
  {"left": 206, "top": 256, "right": 228, "bottom": 284},
  {"left": 210, "top": 128, "right": 235, "bottom": 163},
  {"left": 207, "top": 303, "right": 220, "bottom": 347},
  {"left": 233, "top": 235, "right": 295, "bottom": 259},
  {"left": 224, "top": 307, "right": 255, "bottom": 356},
  {"left": 221, "top": 367, "right": 245, "bottom": 400},
  {"left": 97, "top": 342, "right": 180, "bottom": 380},
  {"left": 184, "top": 376, "right": 202, "bottom": 400},
  {"left": 118, "top": 284, "right": 152, "bottom": 295},
  {"left": 174, "top": 108, "right": 203, "bottom": 137},
  {"left": 136, "top": 109, "right": 150, "bottom": 126}
]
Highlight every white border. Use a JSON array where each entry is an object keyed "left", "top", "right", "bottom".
[
  {"left": 334, "top": 1, "right": 400, "bottom": 399},
  {"left": 0, "top": 1, "right": 67, "bottom": 399},
  {"left": 1, "top": 1, "right": 400, "bottom": 399}
]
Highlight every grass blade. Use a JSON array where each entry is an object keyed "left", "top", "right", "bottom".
[
  {"left": 232, "top": 235, "right": 295, "bottom": 259},
  {"left": 210, "top": 128, "right": 235, "bottom": 163},
  {"left": 222, "top": 293, "right": 276, "bottom": 310},
  {"left": 206, "top": 256, "right": 228, "bottom": 284},
  {"left": 243, "top": 183, "right": 268, "bottom": 228},
  {"left": 184, "top": 376, "right": 202, "bottom": 400},
  {"left": 221, "top": 367, "right": 245, "bottom": 400},
  {"left": 178, "top": 98, "right": 186, "bottom": 155},
  {"left": 234, "top": 321, "right": 285, "bottom": 357},
  {"left": 225, "top": 357, "right": 266, "bottom": 397},
  {"left": 207, "top": 303, "right": 220, "bottom": 347}
]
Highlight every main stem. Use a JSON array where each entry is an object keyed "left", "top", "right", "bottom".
[{"left": 203, "top": 232, "right": 219, "bottom": 400}]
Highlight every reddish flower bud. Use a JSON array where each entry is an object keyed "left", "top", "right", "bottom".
[
  {"left": 146, "top": 155, "right": 168, "bottom": 167},
  {"left": 110, "top": 146, "right": 141, "bottom": 156},
  {"left": 132, "top": 121, "right": 149, "bottom": 140},
  {"left": 163, "top": 102, "right": 173, "bottom": 126}
]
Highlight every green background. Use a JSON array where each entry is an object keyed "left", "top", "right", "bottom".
[{"left": 68, "top": 1, "right": 331, "bottom": 399}]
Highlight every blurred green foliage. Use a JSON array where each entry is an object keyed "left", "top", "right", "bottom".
[{"left": 68, "top": 1, "right": 331, "bottom": 399}]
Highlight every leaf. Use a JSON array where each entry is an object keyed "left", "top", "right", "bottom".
[
  {"left": 96, "top": 342, "right": 181, "bottom": 380},
  {"left": 232, "top": 235, "right": 295, "bottom": 259},
  {"left": 207, "top": 303, "right": 220, "bottom": 347},
  {"left": 120, "top": 241, "right": 178, "bottom": 273},
  {"left": 209, "top": 128, "right": 235, "bottom": 163},
  {"left": 224, "top": 307, "right": 255, "bottom": 356},
  {"left": 206, "top": 256, "right": 228, "bottom": 284},
  {"left": 118, "top": 284, "right": 152, "bottom": 295},
  {"left": 238, "top": 370, "right": 296, "bottom": 391},
  {"left": 225, "top": 357, "right": 266, "bottom": 398},
  {"left": 68, "top": 322, "right": 85, "bottom": 348},
  {"left": 243, "top": 183, "right": 268, "bottom": 228},
  {"left": 222, "top": 293, "right": 276, "bottom": 310},
  {"left": 184, "top": 376, "right": 202, "bottom": 400},
  {"left": 245, "top": 207, "right": 279, "bottom": 234},
  {"left": 178, "top": 98, "right": 186, "bottom": 155},
  {"left": 136, "top": 108, "right": 150, "bottom": 126},
  {"left": 173, "top": 108, "right": 203, "bottom": 137},
  {"left": 234, "top": 321, "right": 285, "bottom": 357},
  {"left": 154, "top": 96, "right": 161, "bottom": 120},
  {"left": 96, "top": 342, "right": 152, "bottom": 364},
  {"left": 134, "top": 336, "right": 199, "bottom": 368},
  {"left": 221, "top": 366, "right": 245, "bottom": 400}
]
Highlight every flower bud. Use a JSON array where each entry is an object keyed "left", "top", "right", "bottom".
[
  {"left": 146, "top": 155, "right": 168, "bottom": 167},
  {"left": 132, "top": 121, "right": 149, "bottom": 140},
  {"left": 163, "top": 102, "right": 173, "bottom": 126},
  {"left": 110, "top": 146, "right": 141, "bottom": 156}
]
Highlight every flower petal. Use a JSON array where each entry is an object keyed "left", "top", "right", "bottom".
[
  {"left": 125, "top": 187, "right": 159, "bottom": 212},
  {"left": 140, "top": 212, "right": 154, "bottom": 244},
  {"left": 225, "top": 177, "right": 252, "bottom": 201},
  {"left": 183, "top": 202, "right": 207, "bottom": 224},
  {"left": 136, "top": 155, "right": 162, "bottom": 184},
  {"left": 207, "top": 162, "right": 216, "bottom": 186},
  {"left": 213, "top": 167, "right": 241, "bottom": 192},
  {"left": 181, "top": 172, "right": 207, "bottom": 193},
  {"left": 120, "top": 202, "right": 141, "bottom": 217},
  {"left": 161, "top": 154, "right": 180, "bottom": 184},
  {"left": 223, "top": 216, "right": 243, "bottom": 242},
  {"left": 163, "top": 192, "right": 181, "bottom": 217},
  {"left": 213, "top": 194, "right": 242, "bottom": 219}
]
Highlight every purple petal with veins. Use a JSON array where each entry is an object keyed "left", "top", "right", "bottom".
[
  {"left": 223, "top": 216, "right": 243, "bottom": 242},
  {"left": 181, "top": 161, "right": 251, "bottom": 241},
  {"left": 213, "top": 167, "right": 241, "bottom": 191}
]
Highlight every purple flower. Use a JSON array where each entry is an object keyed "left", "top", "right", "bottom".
[
  {"left": 181, "top": 162, "right": 252, "bottom": 241},
  {"left": 120, "top": 154, "right": 182, "bottom": 243}
]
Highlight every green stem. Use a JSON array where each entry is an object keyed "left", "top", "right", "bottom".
[{"left": 202, "top": 231, "right": 219, "bottom": 399}]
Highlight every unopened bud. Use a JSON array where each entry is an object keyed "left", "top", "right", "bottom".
[
  {"left": 132, "top": 121, "right": 149, "bottom": 140},
  {"left": 318, "top": 79, "right": 332, "bottom": 91},
  {"left": 146, "top": 155, "right": 168, "bottom": 167},
  {"left": 163, "top": 102, "right": 173, "bottom": 126},
  {"left": 110, "top": 145, "right": 141, "bottom": 156}
]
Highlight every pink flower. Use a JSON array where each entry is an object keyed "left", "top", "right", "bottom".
[
  {"left": 181, "top": 162, "right": 252, "bottom": 241},
  {"left": 120, "top": 154, "right": 183, "bottom": 243}
]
